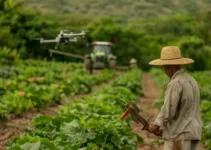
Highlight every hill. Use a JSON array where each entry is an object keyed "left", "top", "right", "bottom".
[{"left": 23, "top": 0, "right": 211, "bottom": 19}]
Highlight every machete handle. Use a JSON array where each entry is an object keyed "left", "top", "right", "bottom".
[
  {"left": 142, "top": 117, "right": 150, "bottom": 130},
  {"left": 120, "top": 107, "right": 131, "bottom": 120}
]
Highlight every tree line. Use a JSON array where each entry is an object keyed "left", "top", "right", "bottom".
[{"left": 0, "top": 0, "right": 211, "bottom": 71}]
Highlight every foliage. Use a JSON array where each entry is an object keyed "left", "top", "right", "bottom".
[
  {"left": 7, "top": 69, "right": 143, "bottom": 149},
  {"left": 191, "top": 71, "right": 211, "bottom": 149},
  {"left": 179, "top": 36, "right": 211, "bottom": 71},
  {"left": 0, "top": 0, "right": 55, "bottom": 58},
  {"left": 149, "top": 68, "right": 167, "bottom": 108},
  {"left": 0, "top": 59, "right": 115, "bottom": 117},
  {"left": 195, "top": 11, "right": 211, "bottom": 46},
  {"left": 112, "top": 69, "right": 143, "bottom": 95},
  {"left": 0, "top": 47, "right": 20, "bottom": 66}
]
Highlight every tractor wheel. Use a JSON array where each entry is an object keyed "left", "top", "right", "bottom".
[
  {"left": 109, "top": 59, "right": 116, "bottom": 69},
  {"left": 84, "top": 58, "right": 91, "bottom": 69},
  {"left": 84, "top": 58, "right": 93, "bottom": 74}
]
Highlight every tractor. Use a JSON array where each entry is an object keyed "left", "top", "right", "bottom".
[{"left": 84, "top": 41, "right": 116, "bottom": 73}]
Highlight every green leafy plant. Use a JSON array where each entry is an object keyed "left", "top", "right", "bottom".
[{"left": 7, "top": 69, "right": 143, "bottom": 149}]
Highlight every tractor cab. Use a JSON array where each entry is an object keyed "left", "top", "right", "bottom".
[
  {"left": 93, "top": 42, "right": 111, "bottom": 57},
  {"left": 84, "top": 41, "right": 116, "bottom": 72}
]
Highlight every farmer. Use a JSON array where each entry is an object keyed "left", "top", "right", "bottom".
[
  {"left": 129, "top": 58, "right": 138, "bottom": 69},
  {"left": 148, "top": 46, "right": 202, "bottom": 150}
]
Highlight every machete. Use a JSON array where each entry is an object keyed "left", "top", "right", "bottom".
[{"left": 121, "top": 102, "right": 162, "bottom": 136}]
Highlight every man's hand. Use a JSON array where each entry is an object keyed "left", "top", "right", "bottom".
[
  {"left": 149, "top": 124, "right": 160, "bottom": 132},
  {"left": 148, "top": 124, "right": 162, "bottom": 136}
]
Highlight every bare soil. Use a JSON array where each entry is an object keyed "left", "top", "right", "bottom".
[
  {"left": 131, "top": 73, "right": 207, "bottom": 150},
  {"left": 0, "top": 105, "right": 59, "bottom": 150}
]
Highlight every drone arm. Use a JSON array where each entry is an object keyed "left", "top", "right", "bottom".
[
  {"left": 40, "top": 39, "right": 59, "bottom": 43},
  {"left": 54, "top": 41, "right": 60, "bottom": 49},
  {"left": 62, "top": 33, "right": 85, "bottom": 38},
  {"left": 69, "top": 38, "right": 78, "bottom": 42}
]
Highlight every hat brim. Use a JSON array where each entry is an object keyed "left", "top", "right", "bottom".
[{"left": 149, "top": 58, "right": 194, "bottom": 65}]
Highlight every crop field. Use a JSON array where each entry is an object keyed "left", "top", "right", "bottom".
[
  {"left": 0, "top": 60, "right": 209, "bottom": 150},
  {"left": 0, "top": 59, "right": 145, "bottom": 150},
  {"left": 0, "top": 59, "right": 116, "bottom": 117},
  {"left": 5, "top": 68, "right": 142, "bottom": 150}
]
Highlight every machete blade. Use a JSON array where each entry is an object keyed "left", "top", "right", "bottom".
[{"left": 131, "top": 102, "right": 140, "bottom": 113}]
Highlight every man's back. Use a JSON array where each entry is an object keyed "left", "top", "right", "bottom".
[{"left": 162, "top": 69, "right": 202, "bottom": 140}]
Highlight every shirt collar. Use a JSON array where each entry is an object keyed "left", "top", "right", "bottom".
[{"left": 170, "top": 68, "right": 184, "bottom": 80}]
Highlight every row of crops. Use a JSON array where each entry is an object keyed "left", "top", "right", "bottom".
[
  {"left": 149, "top": 68, "right": 211, "bottom": 149},
  {"left": 6, "top": 69, "right": 143, "bottom": 150},
  {"left": 0, "top": 59, "right": 115, "bottom": 117}
]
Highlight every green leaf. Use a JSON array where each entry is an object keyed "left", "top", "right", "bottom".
[
  {"left": 60, "top": 119, "right": 79, "bottom": 133},
  {"left": 20, "top": 141, "right": 40, "bottom": 150},
  {"left": 40, "top": 138, "right": 57, "bottom": 150}
]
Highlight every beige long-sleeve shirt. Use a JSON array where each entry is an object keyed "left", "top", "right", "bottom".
[{"left": 155, "top": 69, "right": 202, "bottom": 141}]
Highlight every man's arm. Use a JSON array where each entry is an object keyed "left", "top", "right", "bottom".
[{"left": 151, "top": 81, "right": 182, "bottom": 131}]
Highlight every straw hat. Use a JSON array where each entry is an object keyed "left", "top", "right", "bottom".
[
  {"left": 149, "top": 46, "right": 194, "bottom": 65},
  {"left": 130, "top": 58, "right": 137, "bottom": 64}
]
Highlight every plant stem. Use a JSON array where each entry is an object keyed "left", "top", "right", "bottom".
[{"left": 102, "top": 132, "right": 108, "bottom": 149}]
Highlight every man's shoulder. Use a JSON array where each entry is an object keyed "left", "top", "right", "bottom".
[
  {"left": 168, "top": 78, "right": 181, "bottom": 87},
  {"left": 174, "top": 71, "right": 194, "bottom": 80},
  {"left": 170, "top": 72, "right": 198, "bottom": 86}
]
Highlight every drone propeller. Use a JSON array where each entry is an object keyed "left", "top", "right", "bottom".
[{"left": 59, "top": 30, "right": 76, "bottom": 35}]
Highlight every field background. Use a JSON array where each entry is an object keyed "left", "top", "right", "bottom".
[
  {"left": 0, "top": 0, "right": 211, "bottom": 71},
  {"left": 1, "top": 0, "right": 211, "bottom": 149}
]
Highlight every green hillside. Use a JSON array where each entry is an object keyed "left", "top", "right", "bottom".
[{"left": 23, "top": 0, "right": 211, "bottom": 19}]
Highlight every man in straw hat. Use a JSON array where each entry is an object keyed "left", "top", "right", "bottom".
[
  {"left": 129, "top": 58, "right": 138, "bottom": 69},
  {"left": 148, "top": 46, "right": 202, "bottom": 150}
]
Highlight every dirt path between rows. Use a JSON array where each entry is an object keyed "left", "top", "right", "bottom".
[
  {"left": 131, "top": 73, "right": 207, "bottom": 150},
  {"left": 131, "top": 73, "right": 163, "bottom": 150},
  {"left": 0, "top": 71, "right": 123, "bottom": 150}
]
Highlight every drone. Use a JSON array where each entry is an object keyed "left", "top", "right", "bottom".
[{"left": 39, "top": 30, "right": 87, "bottom": 49}]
